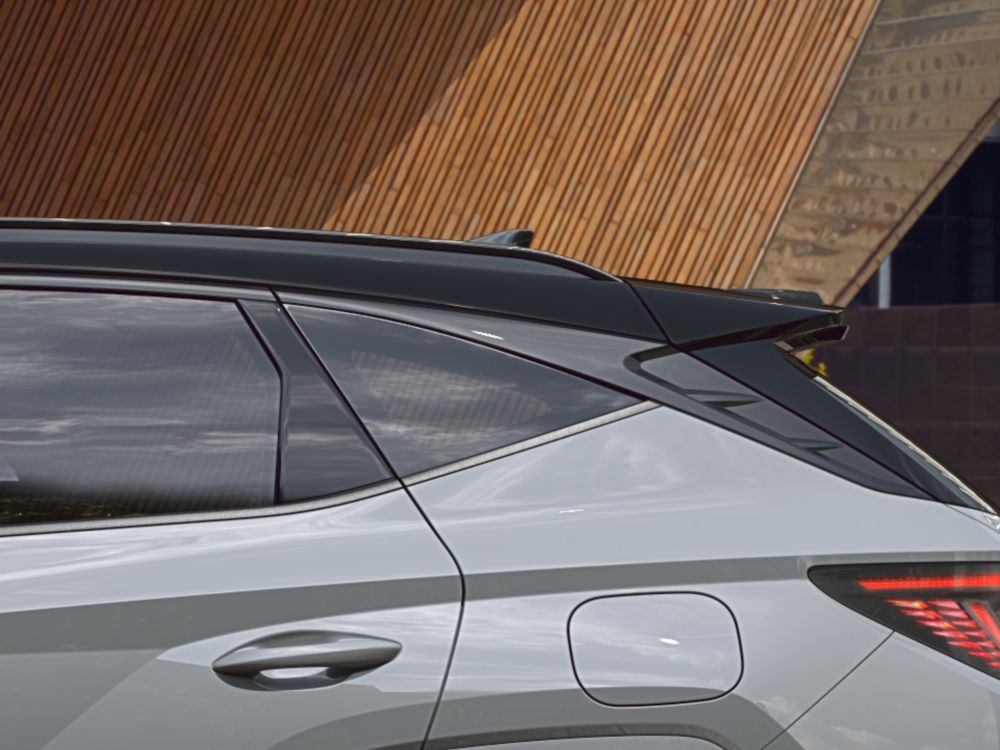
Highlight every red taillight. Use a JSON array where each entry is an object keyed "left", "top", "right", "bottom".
[
  {"left": 857, "top": 573, "right": 1000, "bottom": 591},
  {"left": 810, "top": 564, "right": 1000, "bottom": 679}
]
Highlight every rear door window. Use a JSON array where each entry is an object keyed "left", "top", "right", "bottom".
[
  {"left": 0, "top": 290, "right": 280, "bottom": 524},
  {"left": 288, "top": 306, "right": 638, "bottom": 476}
]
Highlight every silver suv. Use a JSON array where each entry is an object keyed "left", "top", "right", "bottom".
[{"left": 0, "top": 219, "right": 996, "bottom": 750}]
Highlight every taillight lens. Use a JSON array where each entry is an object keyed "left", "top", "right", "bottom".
[{"left": 810, "top": 563, "right": 1000, "bottom": 679}]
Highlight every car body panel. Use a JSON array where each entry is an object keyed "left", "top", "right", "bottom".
[
  {"left": 420, "top": 578, "right": 888, "bottom": 750},
  {"left": 407, "top": 406, "right": 999, "bottom": 749},
  {"left": 0, "top": 489, "right": 461, "bottom": 750},
  {"left": 950, "top": 504, "right": 1000, "bottom": 534},
  {"left": 775, "top": 634, "right": 1000, "bottom": 750}
]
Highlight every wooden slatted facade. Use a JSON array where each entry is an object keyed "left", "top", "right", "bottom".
[{"left": 0, "top": 0, "right": 877, "bottom": 287}]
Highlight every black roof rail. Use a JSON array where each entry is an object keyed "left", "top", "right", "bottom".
[
  {"left": 0, "top": 218, "right": 661, "bottom": 339},
  {"left": 0, "top": 218, "right": 606, "bottom": 277},
  {"left": 469, "top": 228, "right": 534, "bottom": 248}
]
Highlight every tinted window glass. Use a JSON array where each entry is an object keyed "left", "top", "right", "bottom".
[
  {"left": 639, "top": 350, "right": 928, "bottom": 497},
  {"left": 0, "top": 291, "right": 280, "bottom": 525},
  {"left": 241, "top": 301, "right": 392, "bottom": 501},
  {"left": 695, "top": 338, "right": 987, "bottom": 508},
  {"left": 289, "top": 306, "right": 638, "bottom": 476}
]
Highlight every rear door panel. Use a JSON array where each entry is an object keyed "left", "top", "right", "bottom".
[{"left": 0, "top": 489, "right": 461, "bottom": 750}]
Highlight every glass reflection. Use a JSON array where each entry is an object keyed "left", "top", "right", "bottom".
[
  {"left": 0, "top": 291, "right": 280, "bottom": 523},
  {"left": 241, "top": 301, "right": 391, "bottom": 501},
  {"left": 290, "top": 306, "right": 638, "bottom": 476}
]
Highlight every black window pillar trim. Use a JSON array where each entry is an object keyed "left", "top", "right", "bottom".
[
  {"left": 237, "top": 301, "right": 286, "bottom": 506},
  {"left": 0, "top": 481, "right": 403, "bottom": 538},
  {"left": 276, "top": 289, "right": 927, "bottom": 498},
  {"left": 239, "top": 300, "right": 394, "bottom": 502},
  {"left": 276, "top": 299, "right": 410, "bottom": 487}
]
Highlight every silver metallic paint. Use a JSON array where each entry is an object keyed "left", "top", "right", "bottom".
[
  {"left": 408, "top": 406, "right": 999, "bottom": 750},
  {"left": 568, "top": 593, "right": 742, "bottom": 706},
  {"left": 0, "top": 273, "right": 274, "bottom": 300},
  {"left": 951, "top": 505, "right": 1000, "bottom": 535},
  {"left": 0, "top": 281, "right": 996, "bottom": 749},
  {"left": 782, "top": 634, "right": 1000, "bottom": 750},
  {"left": 0, "top": 489, "right": 461, "bottom": 750}
]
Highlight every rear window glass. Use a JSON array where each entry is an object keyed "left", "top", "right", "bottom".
[{"left": 289, "top": 306, "right": 638, "bottom": 476}]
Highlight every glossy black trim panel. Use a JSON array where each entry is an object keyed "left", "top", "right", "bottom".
[
  {"left": 0, "top": 225, "right": 661, "bottom": 338},
  {"left": 695, "top": 340, "right": 982, "bottom": 509},
  {"left": 288, "top": 305, "right": 639, "bottom": 477},
  {"left": 240, "top": 301, "right": 393, "bottom": 501},
  {"left": 0, "top": 480, "right": 401, "bottom": 537},
  {"left": 629, "top": 278, "right": 844, "bottom": 349},
  {"left": 0, "top": 273, "right": 274, "bottom": 300},
  {"left": 278, "top": 290, "right": 661, "bottom": 392},
  {"left": 632, "top": 348, "right": 929, "bottom": 499}
]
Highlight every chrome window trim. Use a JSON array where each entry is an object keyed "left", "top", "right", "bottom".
[
  {"left": 402, "top": 401, "right": 660, "bottom": 486},
  {"left": 0, "top": 480, "right": 402, "bottom": 537},
  {"left": 0, "top": 273, "right": 275, "bottom": 301}
]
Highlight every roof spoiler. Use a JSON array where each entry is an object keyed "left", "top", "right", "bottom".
[
  {"left": 627, "top": 280, "right": 847, "bottom": 351},
  {"left": 729, "top": 287, "right": 824, "bottom": 306}
]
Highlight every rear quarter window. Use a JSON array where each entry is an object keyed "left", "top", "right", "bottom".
[{"left": 288, "top": 305, "right": 639, "bottom": 476}]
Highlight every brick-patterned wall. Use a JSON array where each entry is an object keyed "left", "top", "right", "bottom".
[{"left": 822, "top": 305, "right": 1000, "bottom": 504}]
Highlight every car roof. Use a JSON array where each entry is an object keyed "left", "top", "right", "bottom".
[{"left": 0, "top": 218, "right": 664, "bottom": 339}]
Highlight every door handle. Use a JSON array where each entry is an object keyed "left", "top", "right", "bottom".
[{"left": 213, "top": 631, "right": 402, "bottom": 679}]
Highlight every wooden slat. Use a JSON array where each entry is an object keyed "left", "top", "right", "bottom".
[{"left": 0, "top": 0, "right": 876, "bottom": 287}]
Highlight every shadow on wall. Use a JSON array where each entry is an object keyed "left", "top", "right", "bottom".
[{"left": 823, "top": 305, "right": 1000, "bottom": 506}]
